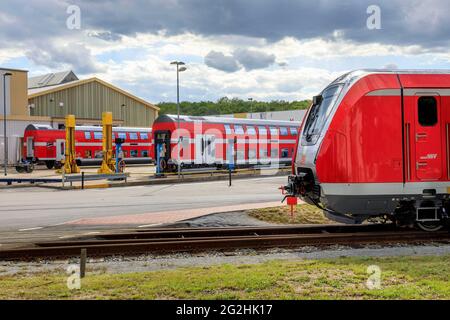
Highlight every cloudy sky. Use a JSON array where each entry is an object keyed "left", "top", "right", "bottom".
[{"left": 1, "top": 0, "right": 450, "bottom": 103}]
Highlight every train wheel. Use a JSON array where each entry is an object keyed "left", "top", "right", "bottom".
[
  {"left": 25, "top": 164, "right": 34, "bottom": 173},
  {"left": 15, "top": 166, "right": 25, "bottom": 173},
  {"left": 416, "top": 221, "right": 443, "bottom": 232},
  {"left": 45, "top": 161, "right": 55, "bottom": 169}
]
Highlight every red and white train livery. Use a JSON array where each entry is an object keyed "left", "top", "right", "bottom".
[
  {"left": 284, "top": 69, "right": 450, "bottom": 231},
  {"left": 152, "top": 114, "right": 299, "bottom": 171},
  {"left": 23, "top": 125, "right": 153, "bottom": 168}
]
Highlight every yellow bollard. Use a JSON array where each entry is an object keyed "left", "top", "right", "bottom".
[
  {"left": 98, "top": 112, "right": 116, "bottom": 174},
  {"left": 60, "top": 115, "right": 80, "bottom": 174}
]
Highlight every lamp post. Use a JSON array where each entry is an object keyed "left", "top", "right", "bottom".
[
  {"left": 248, "top": 98, "right": 253, "bottom": 119},
  {"left": 170, "top": 61, "right": 187, "bottom": 179},
  {"left": 3, "top": 72, "right": 12, "bottom": 176}
]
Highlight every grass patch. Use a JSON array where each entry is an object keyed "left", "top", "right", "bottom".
[
  {"left": 1, "top": 255, "right": 450, "bottom": 299},
  {"left": 247, "top": 204, "right": 333, "bottom": 224}
]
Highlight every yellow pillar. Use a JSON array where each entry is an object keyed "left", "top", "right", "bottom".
[
  {"left": 98, "top": 112, "right": 116, "bottom": 174},
  {"left": 61, "top": 115, "right": 80, "bottom": 174}
]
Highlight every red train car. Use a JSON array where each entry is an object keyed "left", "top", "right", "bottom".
[
  {"left": 284, "top": 69, "right": 450, "bottom": 231},
  {"left": 23, "top": 125, "right": 153, "bottom": 168},
  {"left": 152, "top": 115, "right": 299, "bottom": 171}
]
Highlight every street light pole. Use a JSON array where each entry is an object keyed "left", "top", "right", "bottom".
[
  {"left": 3, "top": 72, "right": 12, "bottom": 176},
  {"left": 170, "top": 61, "right": 187, "bottom": 179},
  {"left": 248, "top": 98, "right": 253, "bottom": 119}
]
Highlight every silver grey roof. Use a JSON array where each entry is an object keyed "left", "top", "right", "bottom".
[
  {"left": 28, "top": 70, "right": 78, "bottom": 89},
  {"left": 158, "top": 114, "right": 300, "bottom": 127},
  {"left": 75, "top": 126, "right": 152, "bottom": 133},
  {"left": 25, "top": 124, "right": 53, "bottom": 131},
  {"left": 330, "top": 69, "right": 450, "bottom": 87}
]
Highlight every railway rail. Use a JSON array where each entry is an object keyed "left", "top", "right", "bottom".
[{"left": 0, "top": 224, "right": 449, "bottom": 261}]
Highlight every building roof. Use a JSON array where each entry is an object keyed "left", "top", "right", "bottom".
[
  {"left": 28, "top": 77, "right": 160, "bottom": 111},
  {"left": 0, "top": 67, "right": 28, "bottom": 73},
  {"left": 28, "top": 70, "right": 78, "bottom": 89}
]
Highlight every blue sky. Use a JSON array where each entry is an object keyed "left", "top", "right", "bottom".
[{"left": 1, "top": 0, "right": 450, "bottom": 103}]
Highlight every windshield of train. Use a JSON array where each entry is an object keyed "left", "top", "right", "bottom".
[{"left": 302, "top": 84, "right": 343, "bottom": 145}]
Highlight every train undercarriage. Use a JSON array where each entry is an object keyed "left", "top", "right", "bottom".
[{"left": 284, "top": 171, "right": 450, "bottom": 232}]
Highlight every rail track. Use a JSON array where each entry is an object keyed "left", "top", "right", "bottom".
[{"left": 0, "top": 224, "right": 449, "bottom": 261}]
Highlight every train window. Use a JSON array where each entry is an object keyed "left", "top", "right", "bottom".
[
  {"left": 130, "top": 150, "right": 138, "bottom": 158},
  {"left": 84, "top": 132, "right": 91, "bottom": 140},
  {"left": 258, "top": 126, "right": 268, "bottom": 135},
  {"left": 224, "top": 125, "right": 233, "bottom": 134},
  {"left": 280, "top": 127, "right": 288, "bottom": 136},
  {"left": 118, "top": 132, "right": 127, "bottom": 139},
  {"left": 303, "top": 84, "right": 343, "bottom": 145},
  {"left": 140, "top": 132, "right": 149, "bottom": 140},
  {"left": 234, "top": 125, "right": 244, "bottom": 134},
  {"left": 249, "top": 148, "right": 257, "bottom": 159},
  {"left": 271, "top": 148, "right": 279, "bottom": 158},
  {"left": 93, "top": 132, "right": 103, "bottom": 140},
  {"left": 246, "top": 126, "right": 256, "bottom": 135},
  {"left": 259, "top": 148, "right": 268, "bottom": 158},
  {"left": 269, "top": 127, "right": 279, "bottom": 136},
  {"left": 290, "top": 127, "right": 298, "bottom": 136},
  {"left": 281, "top": 148, "right": 289, "bottom": 158},
  {"left": 85, "top": 150, "right": 92, "bottom": 159},
  {"left": 418, "top": 96, "right": 438, "bottom": 126},
  {"left": 237, "top": 150, "right": 245, "bottom": 160},
  {"left": 94, "top": 150, "right": 103, "bottom": 158},
  {"left": 129, "top": 132, "right": 138, "bottom": 140},
  {"left": 142, "top": 150, "right": 149, "bottom": 157}
]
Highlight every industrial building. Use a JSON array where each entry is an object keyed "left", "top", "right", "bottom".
[{"left": 1, "top": 68, "right": 159, "bottom": 165}]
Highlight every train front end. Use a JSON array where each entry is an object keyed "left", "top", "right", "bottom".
[{"left": 284, "top": 74, "right": 350, "bottom": 219}]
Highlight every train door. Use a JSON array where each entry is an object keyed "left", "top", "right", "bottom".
[
  {"left": 204, "top": 135, "right": 216, "bottom": 164},
  {"left": 26, "top": 137, "right": 34, "bottom": 158},
  {"left": 154, "top": 131, "right": 170, "bottom": 170},
  {"left": 412, "top": 95, "right": 442, "bottom": 181},
  {"left": 195, "top": 134, "right": 203, "bottom": 164},
  {"left": 56, "top": 139, "right": 65, "bottom": 162}
]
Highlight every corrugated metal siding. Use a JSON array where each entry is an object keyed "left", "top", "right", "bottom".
[{"left": 29, "top": 81, "right": 156, "bottom": 127}]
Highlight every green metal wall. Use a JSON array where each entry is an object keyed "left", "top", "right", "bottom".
[{"left": 29, "top": 81, "right": 157, "bottom": 127}]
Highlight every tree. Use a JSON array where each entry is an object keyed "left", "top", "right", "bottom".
[{"left": 157, "top": 98, "right": 310, "bottom": 116}]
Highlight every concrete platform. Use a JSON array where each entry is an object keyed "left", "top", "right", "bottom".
[
  {"left": 0, "top": 176, "right": 288, "bottom": 234},
  {"left": 0, "top": 164, "right": 289, "bottom": 190}
]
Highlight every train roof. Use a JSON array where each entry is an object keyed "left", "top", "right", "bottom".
[
  {"left": 25, "top": 124, "right": 151, "bottom": 132},
  {"left": 330, "top": 69, "right": 450, "bottom": 87},
  {"left": 155, "top": 114, "right": 300, "bottom": 127},
  {"left": 25, "top": 124, "right": 54, "bottom": 131},
  {"left": 75, "top": 126, "right": 152, "bottom": 132}
]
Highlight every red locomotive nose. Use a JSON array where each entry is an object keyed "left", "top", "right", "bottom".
[{"left": 288, "top": 69, "right": 450, "bottom": 231}]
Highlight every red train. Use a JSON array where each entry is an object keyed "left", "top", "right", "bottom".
[
  {"left": 152, "top": 115, "right": 299, "bottom": 171},
  {"left": 284, "top": 69, "right": 450, "bottom": 231},
  {"left": 23, "top": 124, "right": 153, "bottom": 168}
]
